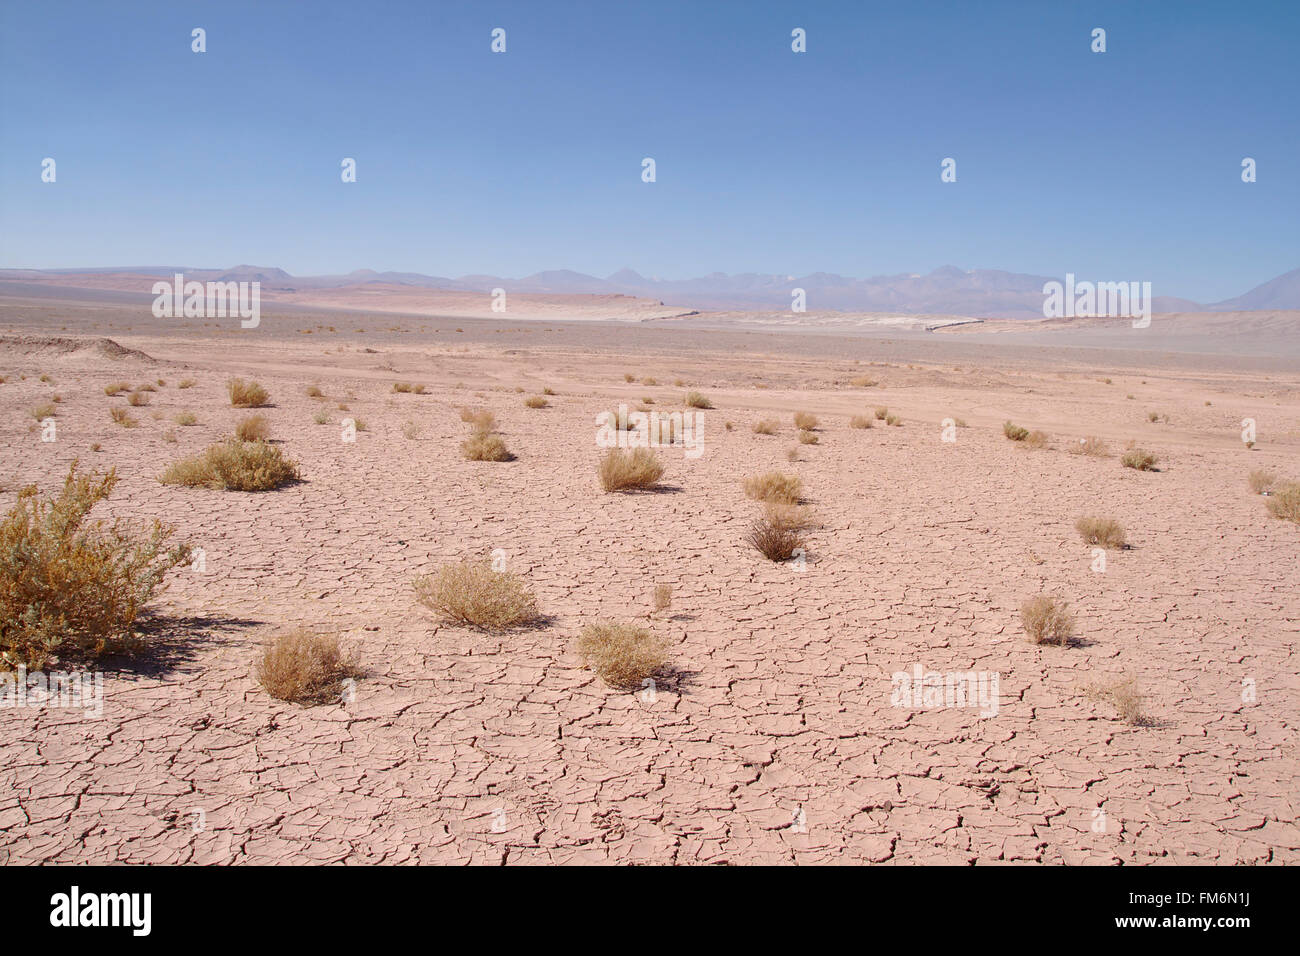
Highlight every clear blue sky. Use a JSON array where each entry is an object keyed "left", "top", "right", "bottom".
[{"left": 2, "top": 0, "right": 1296, "bottom": 301}]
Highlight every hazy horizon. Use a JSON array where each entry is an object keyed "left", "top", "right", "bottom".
[{"left": 3, "top": 0, "right": 1298, "bottom": 302}]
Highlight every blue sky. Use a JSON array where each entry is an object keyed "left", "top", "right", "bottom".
[{"left": 1, "top": 0, "right": 1296, "bottom": 302}]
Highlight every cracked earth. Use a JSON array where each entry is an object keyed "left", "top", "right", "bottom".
[{"left": 1, "top": 302, "right": 1297, "bottom": 864}]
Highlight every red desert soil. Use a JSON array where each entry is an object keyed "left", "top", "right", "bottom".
[{"left": 1, "top": 296, "right": 1297, "bottom": 864}]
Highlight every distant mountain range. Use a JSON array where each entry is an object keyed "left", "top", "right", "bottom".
[{"left": 6, "top": 264, "right": 1299, "bottom": 318}]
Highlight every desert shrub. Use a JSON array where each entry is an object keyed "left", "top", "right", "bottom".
[
  {"left": 30, "top": 402, "right": 56, "bottom": 420},
  {"left": 160, "top": 439, "right": 300, "bottom": 491},
  {"left": 1023, "top": 429, "right": 1048, "bottom": 448},
  {"left": 793, "top": 411, "right": 818, "bottom": 430},
  {"left": 542, "top": 387, "right": 556, "bottom": 395},
  {"left": 0, "top": 463, "right": 191, "bottom": 669},
  {"left": 1121, "top": 448, "right": 1158, "bottom": 471},
  {"left": 886, "top": 414, "right": 902, "bottom": 427},
  {"left": 401, "top": 421, "right": 420, "bottom": 439},
  {"left": 685, "top": 391, "right": 713, "bottom": 409},
  {"left": 524, "top": 396, "right": 548, "bottom": 408},
  {"left": 460, "top": 432, "right": 512, "bottom": 461},
  {"left": 641, "top": 378, "right": 657, "bottom": 387},
  {"left": 598, "top": 448, "right": 665, "bottom": 491},
  {"left": 256, "top": 628, "right": 352, "bottom": 705},
  {"left": 227, "top": 377, "right": 269, "bottom": 408},
  {"left": 1003, "top": 421, "right": 1029, "bottom": 441},
  {"left": 1248, "top": 469, "right": 1277, "bottom": 495},
  {"left": 305, "top": 385, "right": 323, "bottom": 398},
  {"left": 874, "top": 406, "right": 888, "bottom": 420},
  {"left": 1069, "top": 435, "right": 1110, "bottom": 457},
  {"left": 576, "top": 621, "right": 668, "bottom": 690},
  {"left": 174, "top": 411, "right": 198, "bottom": 426},
  {"left": 234, "top": 414, "right": 269, "bottom": 442},
  {"left": 624, "top": 373, "right": 635, "bottom": 383},
  {"left": 1020, "top": 595, "right": 1074, "bottom": 646},
  {"left": 178, "top": 379, "right": 196, "bottom": 389},
  {"left": 126, "top": 391, "right": 149, "bottom": 407},
  {"left": 798, "top": 430, "right": 819, "bottom": 445},
  {"left": 743, "top": 471, "right": 802, "bottom": 504},
  {"left": 652, "top": 584, "right": 672, "bottom": 614},
  {"left": 785, "top": 448, "right": 799, "bottom": 462},
  {"left": 313, "top": 410, "right": 330, "bottom": 425},
  {"left": 1075, "top": 516, "right": 1126, "bottom": 549},
  {"left": 753, "top": 419, "right": 778, "bottom": 435},
  {"left": 1264, "top": 482, "right": 1300, "bottom": 523},
  {"left": 392, "top": 382, "right": 414, "bottom": 393},
  {"left": 746, "top": 516, "right": 806, "bottom": 561},
  {"left": 849, "top": 415, "right": 873, "bottom": 429},
  {"left": 1088, "top": 677, "right": 1147, "bottom": 725},
  {"left": 850, "top": 376, "right": 878, "bottom": 387},
  {"left": 413, "top": 560, "right": 539, "bottom": 630},
  {"left": 110, "top": 407, "right": 136, "bottom": 427},
  {"left": 162, "top": 430, "right": 178, "bottom": 443}
]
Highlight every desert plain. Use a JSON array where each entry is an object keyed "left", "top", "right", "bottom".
[{"left": 1, "top": 288, "right": 1297, "bottom": 865}]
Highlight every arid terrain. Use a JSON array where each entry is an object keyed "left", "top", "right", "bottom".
[{"left": 1, "top": 292, "right": 1297, "bottom": 865}]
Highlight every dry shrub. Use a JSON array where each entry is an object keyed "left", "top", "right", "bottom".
[
  {"left": 793, "top": 411, "right": 818, "bottom": 430},
  {"left": 1020, "top": 595, "right": 1075, "bottom": 646},
  {"left": 126, "top": 391, "right": 149, "bottom": 407},
  {"left": 849, "top": 415, "right": 873, "bottom": 429},
  {"left": 542, "top": 387, "right": 556, "bottom": 395},
  {"left": 652, "top": 584, "right": 672, "bottom": 614},
  {"left": 623, "top": 373, "right": 636, "bottom": 383},
  {"left": 577, "top": 620, "right": 668, "bottom": 690},
  {"left": 524, "top": 396, "right": 548, "bottom": 408},
  {"left": 234, "top": 414, "right": 269, "bottom": 442},
  {"left": 785, "top": 448, "right": 799, "bottom": 462},
  {"left": 313, "top": 409, "right": 329, "bottom": 425},
  {"left": 599, "top": 448, "right": 665, "bottom": 491},
  {"left": 178, "top": 378, "right": 196, "bottom": 389},
  {"left": 753, "top": 419, "right": 778, "bottom": 435},
  {"left": 1075, "top": 516, "right": 1126, "bottom": 549},
  {"left": 413, "top": 560, "right": 539, "bottom": 630},
  {"left": 460, "top": 431, "right": 513, "bottom": 461},
  {"left": 160, "top": 439, "right": 300, "bottom": 491},
  {"left": 850, "top": 376, "right": 878, "bottom": 387},
  {"left": 1023, "top": 429, "right": 1048, "bottom": 448},
  {"left": 135, "top": 383, "right": 155, "bottom": 392},
  {"left": 227, "top": 377, "right": 269, "bottom": 408},
  {"left": 412, "top": 384, "right": 426, "bottom": 394},
  {"left": 110, "top": 407, "right": 136, "bottom": 427},
  {"left": 744, "top": 471, "right": 802, "bottom": 504},
  {"left": 874, "top": 406, "right": 888, "bottom": 421},
  {"left": 30, "top": 402, "right": 56, "bottom": 420},
  {"left": 0, "top": 463, "right": 191, "bottom": 669},
  {"left": 162, "top": 430, "right": 178, "bottom": 443},
  {"left": 746, "top": 516, "right": 806, "bottom": 561},
  {"left": 392, "top": 382, "right": 414, "bottom": 393},
  {"left": 1087, "top": 676, "right": 1147, "bottom": 725},
  {"left": 1264, "top": 482, "right": 1300, "bottom": 523},
  {"left": 1248, "top": 469, "right": 1277, "bottom": 495},
  {"left": 1003, "top": 421, "right": 1029, "bottom": 441},
  {"left": 886, "top": 414, "right": 902, "bottom": 427},
  {"left": 685, "top": 391, "right": 713, "bottom": 409},
  {"left": 305, "top": 385, "right": 324, "bottom": 398},
  {"left": 175, "top": 411, "right": 197, "bottom": 426},
  {"left": 256, "top": 628, "right": 352, "bottom": 704},
  {"left": 104, "top": 382, "right": 131, "bottom": 396},
  {"left": 401, "top": 420, "right": 420, "bottom": 439},
  {"left": 798, "top": 429, "right": 819, "bottom": 445},
  {"left": 1121, "top": 448, "right": 1158, "bottom": 471},
  {"left": 1069, "top": 435, "right": 1110, "bottom": 457}
]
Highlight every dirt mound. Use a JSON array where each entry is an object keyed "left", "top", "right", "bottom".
[{"left": 0, "top": 335, "right": 153, "bottom": 361}]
